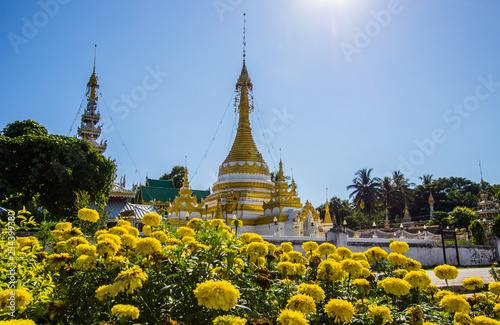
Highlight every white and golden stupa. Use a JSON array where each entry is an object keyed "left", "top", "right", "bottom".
[{"left": 167, "top": 17, "right": 333, "bottom": 237}]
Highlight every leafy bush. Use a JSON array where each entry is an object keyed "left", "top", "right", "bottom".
[{"left": 469, "top": 219, "right": 487, "bottom": 245}]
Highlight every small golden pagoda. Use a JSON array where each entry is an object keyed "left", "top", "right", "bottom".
[
  {"left": 78, "top": 47, "right": 107, "bottom": 154},
  {"left": 167, "top": 166, "right": 205, "bottom": 223},
  {"left": 476, "top": 179, "right": 499, "bottom": 220}
]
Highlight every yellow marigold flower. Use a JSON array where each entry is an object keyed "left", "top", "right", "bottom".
[
  {"left": 97, "top": 233, "right": 122, "bottom": 246},
  {"left": 78, "top": 208, "right": 99, "bottom": 222},
  {"left": 121, "top": 234, "right": 138, "bottom": 248},
  {"left": 96, "top": 239, "right": 120, "bottom": 257},
  {"left": 150, "top": 230, "right": 168, "bottom": 243},
  {"left": 16, "top": 236, "right": 40, "bottom": 250},
  {"left": 61, "top": 227, "right": 83, "bottom": 240},
  {"left": 213, "top": 315, "right": 247, "bottom": 325},
  {"left": 46, "top": 300, "right": 67, "bottom": 320},
  {"left": 440, "top": 294, "right": 470, "bottom": 314},
  {"left": 247, "top": 242, "right": 268, "bottom": 257},
  {"left": 55, "top": 221, "right": 72, "bottom": 231},
  {"left": 423, "top": 322, "right": 439, "bottom": 325},
  {"left": 351, "top": 252, "right": 368, "bottom": 262},
  {"left": 490, "top": 282, "right": 500, "bottom": 296},
  {"left": 324, "top": 298, "right": 355, "bottom": 323},
  {"left": 317, "top": 260, "right": 346, "bottom": 283},
  {"left": 135, "top": 237, "right": 162, "bottom": 256},
  {"left": 76, "top": 254, "right": 97, "bottom": 271},
  {"left": 288, "top": 251, "right": 306, "bottom": 264},
  {"left": 294, "top": 263, "right": 306, "bottom": 275},
  {"left": 277, "top": 262, "right": 296, "bottom": 276},
  {"left": 336, "top": 247, "right": 352, "bottom": 259},
  {"left": 377, "top": 277, "right": 411, "bottom": 296},
  {"left": 287, "top": 294, "right": 316, "bottom": 315},
  {"left": 471, "top": 316, "right": 500, "bottom": 325},
  {"left": 0, "top": 318, "right": 39, "bottom": 325},
  {"left": 405, "top": 258, "right": 422, "bottom": 271},
  {"left": 341, "top": 259, "right": 364, "bottom": 278},
  {"left": 434, "top": 289, "right": 454, "bottom": 302},
  {"left": 280, "top": 242, "right": 293, "bottom": 252},
  {"left": 389, "top": 241, "right": 409, "bottom": 254},
  {"left": 194, "top": 280, "right": 240, "bottom": 311},
  {"left": 64, "top": 236, "right": 88, "bottom": 252},
  {"left": 142, "top": 212, "right": 161, "bottom": 227},
  {"left": 462, "top": 277, "right": 485, "bottom": 291},
  {"left": 404, "top": 270, "right": 432, "bottom": 290},
  {"left": 95, "top": 284, "right": 118, "bottom": 301},
  {"left": 302, "top": 241, "right": 319, "bottom": 252},
  {"left": 455, "top": 311, "right": 472, "bottom": 324},
  {"left": 47, "top": 253, "right": 72, "bottom": 270},
  {"left": 105, "top": 256, "right": 128, "bottom": 271},
  {"left": 114, "top": 266, "right": 148, "bottom": 294},
  {"left": 317, "top": 243, "right": 336, "bottom": 257},
  {"left": 210, "top": 219, "right": 225, "bottom": 229},
  {"left": 297, "top": 283, "right": 325, "bottom": 303},
  {"left": 277, "top": 309, "right": 309, "bottom": 325},
  {"left": 117, "top": 219, "right": 131, "bottom": 227},
  {"left": 388, "top": 253, "right": 407, "bottom": 266},
  {"left": 109, "top": 226, "right": 129, "bottom": 237},
  {"left": 353, "top": 278, "right": 370, "bottom": 295},
  {"left": 406, "top": 306, "right": 423, "bottom": 325},
  {"left": 75, "top": 243, "right": 96, "bottom": 257},
  {"left": 327, "top": 253, "right": 342, "bottom": 262},
  {"left": 177, "top": 226, "right": 196, "bottom": 237},
  {"left": 369, "top": 305, "right": 393, "bottom": 324},
  {"left": 0, "top": 289, "right": 32, "bottom": 311},
  {"left": 434, "top": 264, "right": 459, "bottom": 280},
  {"left": 365, "top": 247, "right": 387, "bottom": 264},
  {"left": 187, "top": 218, "right": 204, "bottom": 229},
  {"left": 143, "top": 225, "right": 152, "bottom": 236},
  {"left": 111, "top": 304, "right": 140, "bottom": 320},
  {"left": 165, "top": 238, "right": 183, "bottom": 246},
  {"left": 122, "top": 225, "right": 139, "bottom": 237},
  {"left": 266, "top": 242, "right": 277, "bottom": 254},
  {"left": 395, "top": 269, "right": 408, "bottom": 278},
  {"left": 51, "top": 230, "right": 65, "bottom": 241},
  {"left": 426, "top": 284, "right": 439, "bottom": 296}
]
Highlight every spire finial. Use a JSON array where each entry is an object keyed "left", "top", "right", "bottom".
[
  {"left": 93, "top": 44, "right": 97, "bottom": 73},
  {"left": 242, "top": 13, "right": 246, "bottom": 62},
  {"left": 479, "top": 160, "right": 483, "bottom": 182},
  {"left": 326, "top": 187, "right": 328, "bottom": 202}
]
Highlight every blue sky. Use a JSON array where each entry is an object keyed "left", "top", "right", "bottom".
[{"left": 1, "top": 0, "right": 499, "bottom": 207}]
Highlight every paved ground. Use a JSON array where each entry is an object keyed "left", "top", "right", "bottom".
[{"left": 425, "top": 267, "right": 496, "bottom": 292}]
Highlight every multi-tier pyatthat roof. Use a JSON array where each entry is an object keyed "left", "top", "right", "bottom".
[{"left": 77, "top": 53, "right": 107, "bottom": 154}]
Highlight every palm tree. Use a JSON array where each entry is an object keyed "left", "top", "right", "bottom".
[
  {"left": 347, "top": 168, "right": 382, "bottom": 218},
  {"left": 379, "top": 176, "right": 400, "bottom": 216},
  {"left": 392, "top": 171, "right": 415, "bottom": 215},
  {"left": 419, "top": 174, "right": 434, "bottom": 186}
]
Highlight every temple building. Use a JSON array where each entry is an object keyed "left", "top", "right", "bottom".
[
  {"left": 476, "top": 179, "right": 499, "bottom": 220},
  {"left": 168, "top": 32, "right": 324, "bottom": 237}
]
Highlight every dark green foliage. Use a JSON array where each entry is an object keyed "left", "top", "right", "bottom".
[
  {"left": 1, "top": 119, "right": 48, "bottom": 138},
  {"left": 160, "top": 165, "right": 185, "bottom": 188},
  {"left": 0, "top": 120, "right": 115, "bottom": 221},
  {"left": 492, "top": 214, "right": 500, "bottom": 239},
  {"left": 426, "top": 211, "right": 449, "bottom": 227},
  {"left": 469, "top": 219, "right": 487, "bottom": 245},
  {"left": 447, "top": 206, "right": 477, "bottom": 229}
]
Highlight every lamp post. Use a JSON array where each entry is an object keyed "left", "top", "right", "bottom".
[
  {"left": 343, "top": 219, "right": 347, "bottom": 231},
  {"left": 232, "top": 213, "right": 239, "bottom": 236},
  {"left": 205, "top": 204, "right": 208, "bottom": 221},
  {"left": 185, "top": 212, "right": 190, "bottom": 226}
]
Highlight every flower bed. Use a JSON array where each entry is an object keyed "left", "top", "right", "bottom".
[{"left": 2, "top": 210, "right": 500, "bottom": 324}]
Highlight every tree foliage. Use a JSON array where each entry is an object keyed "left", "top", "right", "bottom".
[
  {"left": 447, "top": 206, "right": 477, "bottom": 229},
  {"left": 346, "top": 168, "right": 381, "bottom": 217},
  {"left": 0, "top": 120, "right": 115, "bottom": 221},
  {"left": 160, "top": 165, "right": 185, "bottom": 188},
  {"left": 469, "top": 219, "right": 487, "bottom": 245}
]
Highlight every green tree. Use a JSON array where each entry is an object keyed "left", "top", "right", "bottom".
[
  {"left": 469, "top": 219, "right": 487, "bottom": 245},
  {"left": 317, "top": 196, "right": 352, "bottom": 225},
  {"left": 392, "top": 170, "right": 415, "bottom": 217},
  {"left": 379, "top": 176, "right": 400, "bottom": 220},
  {"left": 160, "top": 166, "right": 185, "bottom": 188},
  {"left": 447, "top": 206, "right": 477, "bottom": 229},
  {"left": 419, "top": 174, "right": 434, "bottom": 186},
  {"left": 0, "top": 120, "right": 115, "bottom": 221},
  {"left": 347, "top": 168, "right": 381, "bottom": 219}
]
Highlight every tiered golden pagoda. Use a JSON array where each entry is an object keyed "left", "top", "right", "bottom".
[
  {"left": 204, "top": 57, "right": 275, "bottom": 221},
  {"left": 263, "top": 159, "right": 302, "bottom": 215},
  {"left": 319, "top": 199, "right": 334, "bottom": 235},
  {"left": 167, "top": 167, "right": 205, "bottom": 223},
  {"left": 77, "top": 49, "right": 107, "bottom": 154}
]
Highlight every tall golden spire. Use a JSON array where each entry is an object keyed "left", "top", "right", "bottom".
[
  {"left": 221, "top": 14, "right": 265, "bottom": 168},
  {"left": 88, "top": 44, "right": 99, "bottom": 100}
]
